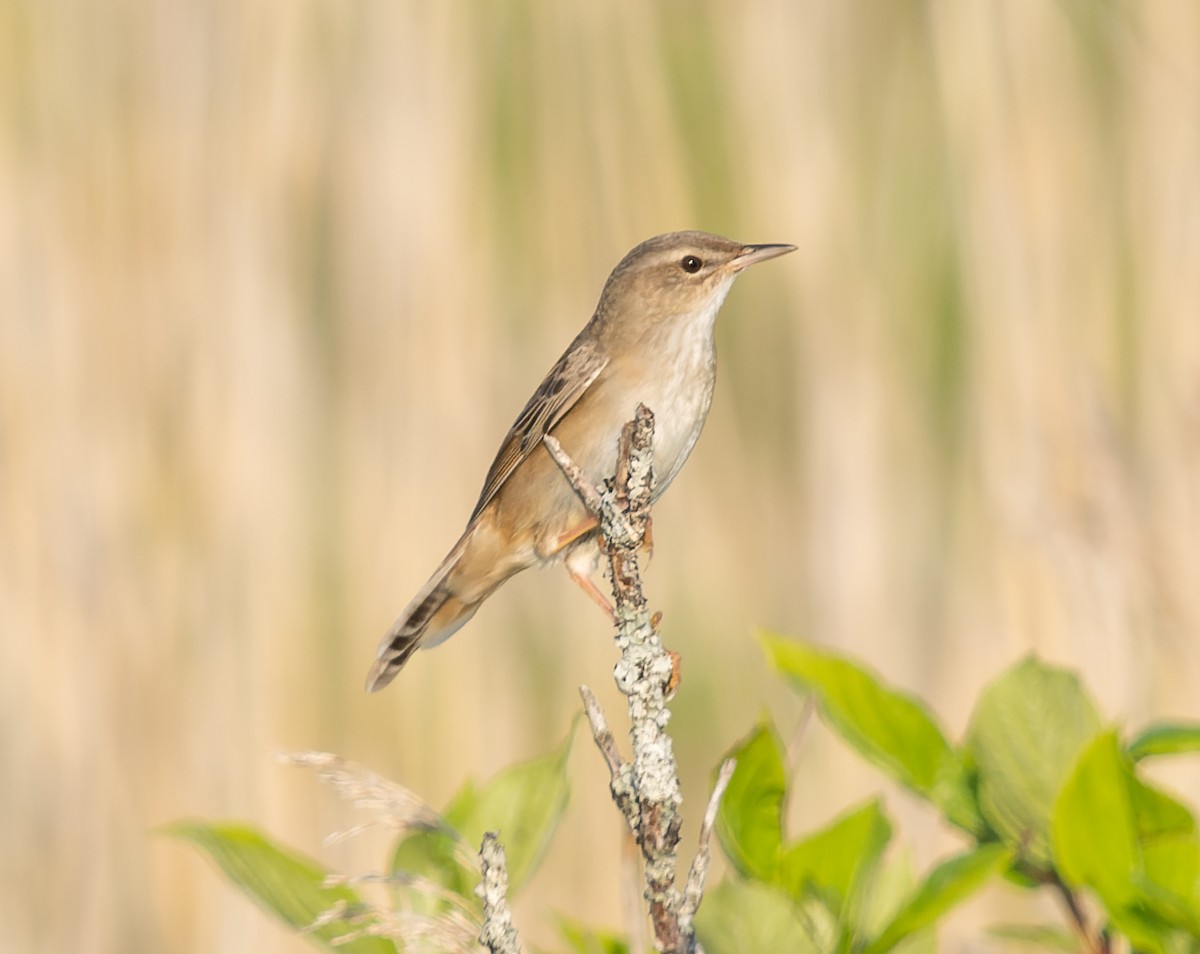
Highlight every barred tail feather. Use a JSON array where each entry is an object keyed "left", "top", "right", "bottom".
[{"left": 365, "top": 537, "right": 479, "bottom": 693}]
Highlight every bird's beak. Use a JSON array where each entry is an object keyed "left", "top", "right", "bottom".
[{"left": 731, "top": 242, "right": 798, "bottom": 272}]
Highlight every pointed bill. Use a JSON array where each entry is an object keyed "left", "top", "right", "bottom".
[{"left": 730, "top": 243, "right": 797, "bottom": 272}]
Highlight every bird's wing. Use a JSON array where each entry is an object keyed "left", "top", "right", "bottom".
[{"left": 469, "top": 338, "right": 608, "bottom": 521}]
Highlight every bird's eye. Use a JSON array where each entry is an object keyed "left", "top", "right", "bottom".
[{"left": 680, "top": 255, "right": 703, "bottom": 273}]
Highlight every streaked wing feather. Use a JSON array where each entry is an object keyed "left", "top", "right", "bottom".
[{"left": 469, "top": 339, "right": 607, "bottom": 521}]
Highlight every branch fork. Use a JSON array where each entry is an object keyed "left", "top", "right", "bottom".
[
  {"left": 549, "top": 404, "right": 731, "bottom": 954},
  {"left": 477, "top": 405, "right": 732, "bottom": 954}
]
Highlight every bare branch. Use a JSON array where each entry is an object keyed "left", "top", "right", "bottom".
[
  {"left": 701, "top": 760, "right": 737, "bottom": 844},
  {"left": 680, "top": 758, "right": 736, "bottom": 925},
  {"left": 579, "top": 684, "right": 625, "bottom": 776},
  {"left": 580, "top": 684, "right": 639, "bottom": 830}
]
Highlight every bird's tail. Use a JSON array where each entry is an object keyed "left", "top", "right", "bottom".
[{"left": 365, "top": 533, "right": 482, "bottom": 693}]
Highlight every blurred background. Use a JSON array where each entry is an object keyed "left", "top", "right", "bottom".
[{"left": 3, "top": 1, "right": 1199, "bottom": 951}]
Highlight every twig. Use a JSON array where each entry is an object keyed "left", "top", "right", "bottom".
[
  {"left": 542, "top": 435, "right": 606, "bottom": 516},
  {"left": 477, "top": 832, "right": 521, "bottom": 954},
  {"left": 548, "top": 405, "right": 727, "bottom": 954},
  {"left": 680, "top": 758, "right": 736, "bottom": 929},
  {"left": 580, "top": 685, "right": 638, "bottom": 826},
  {"left": 543, "top": 432, "right": 639, "bottom": 545},
  {"left": 1052, "top": 874, "right": 1108, "bottom": 954}
]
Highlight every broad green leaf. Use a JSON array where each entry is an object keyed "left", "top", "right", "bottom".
[
  {"left": 1056, "top": 733, "right": 1200, "bottom": 941},
  {"left": 1129, "top": 723, "right": 1200, "bottom": 761},
  {"left": 715, "top": 720, "right": 787, "bottom": 880},
  {"left": 1138, "top": 834, "right": 1200, "bottom": 935},
  {"left": 987, "top": 924, "right": 1079, "bottom": 951},
  {"left": 1141, "top": 834, "right": 1200, "bottom": 911},
  {"left": 930, "top": 748, "right": 988, "bottom": 837},
  {"left": 849, "top": 844, "right": 920, "bottom": 944},
  {"left": 1104, "top": 905, "right": 1181, "bottom": 954},
  {"left": 1133, "top": 782, "right": 1200, "bottom": 936},
  {"left": 1130, "top": 776, "right": 1197, "bottom": 842},
  {"left": 446, "top": 718, "right": 575, "bottom": 892},
  {"left": 761, "top": 635, "right": 954, "bottom": 800},
  {"left": 556, "top": 916, "right": 630, "bottom": 954},
  {"left": 1129, "top": 776, "right": 1200, "bottom": 932},
  {"left": 695, "top": 878, "right": 830, "bottom": 954},
  {"left": 1053, "top": 730, "right": 1139, "bottom": 907},
  {"left": 390, "top": 826, "right": 476, "bottom": 906},
  {"left": 778, "top": 798, "right": 891, "bottom": 913},
  {"left": 863, "top": 845, "right": 1011, "bottom": 954},
  {"left": 967, "top": 656, "right": 1102, "bottom": 865},
  {"left": 166, "top": 822, "right": 396, "bottom": 954},
  {"left": 391, "top": 719, "right": 576, "bottom": 896}
]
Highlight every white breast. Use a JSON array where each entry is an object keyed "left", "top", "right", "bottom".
[{"left": 635, "top": 281, "right": 731, "bottom": 498}]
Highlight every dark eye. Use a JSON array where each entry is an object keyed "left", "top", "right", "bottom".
[{"left": 680, "top": 255, "right": 703, "bottom": 273}]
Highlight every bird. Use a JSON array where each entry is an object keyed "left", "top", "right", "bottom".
[{"left": 366, "top": 230, "right": 795, "bottom": 692}]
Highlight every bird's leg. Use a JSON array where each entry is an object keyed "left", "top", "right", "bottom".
[
  {"left": 542, "top": 515, "right": 600, "bottom": 555},
  {"left": 567, "top": 564, "right": 616, "bottom": 621},
  {"left": 542, "top": 517, "right": 615, "bottom": 620},
  {"left": 545, "top": 497, "right": 674, "bottom": 683}
]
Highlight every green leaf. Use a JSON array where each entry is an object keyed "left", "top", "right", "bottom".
[
  {"left": 1055, "top": 733, "right": 1200, "bottom": 941},
  {"left": 166, "top": 822, "right": 396, "bottom": 954},
  {"left": 1138, "top": 840, "right": 1200, "bottom": 938},
  {"left": 1141, "top": 833, "right": 1200, "bottom": 917},
  {"left": 966, "top": 656, "right": 1102, "bottom": 865},
  {"left": 761, "top": 635, "right": 955, "bottom": 801},
  {"left": 930, "top": 749, "right": 988, "bottom": 837},
  {"left": 448, "top": 718, "right": 575, "bottom": 891},
  {"left": 390, "top": 826, "right": 476, "bottom": 907},
  {"left": 850, "top": 844, "right": 920, "bottom": 944},
  {"left": 715, "top": 720, "right": 787, "bottom": 880},
  {"left": 778, "top": 798, "right": 892, "bottom": 913},
  {"left": 695, "top": 878, "right": 831, "bottom": 954},
  {"left": 1052, "top": 730, "right": 1139, "bottom": 908},
  {"left": 1130, "top": 776, "right": 1197, "bottom": 842},
  {"left": 1104, "top": 906, "right": 1181, "bottom": 954},
  {"left": 391, "top": 719, "right": 576, "bottom": 897},
  {"left": 1129, "top": 723, "right": 1200, "bottom": 761},
  {"left": 1133, "top": 783, "right": 1200, "bottom": 935},
  {"left": 863, "top": 845, "right": 1011, "bottom": 954},
  {"left": 555, "top": 916, "right": 630, "bottom": 954}
]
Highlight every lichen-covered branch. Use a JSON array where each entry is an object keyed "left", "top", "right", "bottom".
[
  {"left": 477, "top": 832, "right": 522, "bottom": 954},
  {"left": 547, "top": 404, "right": 731, "bottom": 954}
]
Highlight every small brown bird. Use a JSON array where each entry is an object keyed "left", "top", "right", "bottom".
[{"left": 366, "top": 231, "right": 794, "bottom": 692}]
